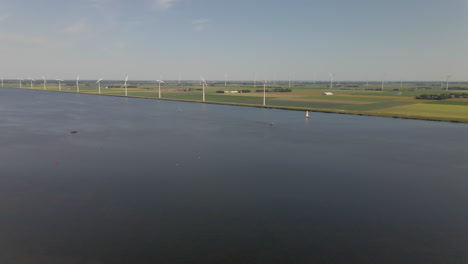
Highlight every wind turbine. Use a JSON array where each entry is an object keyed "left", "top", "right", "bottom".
[
  {"left": 446, "top": 74, "right": 452, "bottom": 92},
  {"left": 254, "top": 73, "right": 257, "bottom": 88},
  {"left": 17, "top": 78, "right": 23, "bottom": 88},
  {"left": 156, "top": 78, "right": 164, "bottom": 98},
  {"left": 29, "top": 78, "right": 34, "bottom": 89},
  {"left": 263, "top": 79, "right": 267, "bottom": 106},
  {"left": 201, "top": 76, "right": 207, "bottom": 101},
  {"left": 76, "top": 76, "right": 80, "bottom": 92},
  {"left": 42, "top": 76, "right": 47, "bottom": 90},
  {"left": 329, "top": 73, "right": 334, "bottom": 89},
  {"left": 1, "top": 76, "right": 3, "bottom": 87},
  {"left": 96, "top": 78, "right": 103, "bottom": 94},
  {"left": 224, "top": 72, "right": 228, "bottom": 87},
  {"left": 56, "top": 79, "right": 63, "bottom": 91},
  {"left": 124, "top": 76, "right": 128, "bottom": 96}
]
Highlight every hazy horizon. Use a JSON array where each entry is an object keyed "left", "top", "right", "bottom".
[{"left": 1, "top": 0, "right": 467, "bottom": 81}]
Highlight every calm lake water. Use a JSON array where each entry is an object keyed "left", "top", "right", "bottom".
[{"left": 0, "top": 88, "right": 467, "bottom": 264}]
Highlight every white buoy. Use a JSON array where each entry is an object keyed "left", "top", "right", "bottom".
[{"left": 306, "top": 111, "right": 310, "bottom": 119}]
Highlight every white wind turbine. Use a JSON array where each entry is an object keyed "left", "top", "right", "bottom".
[
  {"left": 156, "top": 78, "right": 164, "bottom": 98},
  {"left": 17, "top": 78, "right": 23, "bottom": 88},
  {"left": 96, "top": 78, "right": 103, "bottom": 94},
  {"left": 263, "top": 79, "right": 267, "bottom": 106},
  {"left": 42, "top": 76, "right": 47, "bottom": 90},
  {"left": 201, "top": 76, "right": 207, "bottom": 101},
  {"left": 329, "top": 73, "right": 334, "bottom": 89},
  {"left": 29, "top": 78, "right": 34, "bottom": 88},
  {"left": 254, "top": 72, "right": 257, "bottom": 88},
  {"left": 381, "top": 73, "right": 386, "bottom": 91},
  {"left": 76, "top": 76, "right": 80, "bottom": 92},
  {"left": 56, "top": 79, "right": 63, "bottom": 91},
  {"left": 446, "top": 74, "right": 452, "bottom": 92},
  {"left": 124, "top": 75, "right": 128, "bottom": 96}
]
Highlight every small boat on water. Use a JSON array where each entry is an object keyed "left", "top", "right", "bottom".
[{"left": 306, "top": 111, "right": 310, "bottom": 119}]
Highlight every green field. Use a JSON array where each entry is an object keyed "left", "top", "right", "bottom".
[
  {"left": 4, "top": 81, "right": 468, "bottom": 123},
  {"left": 380, "top": 104, "right": 468, "bottom": 119}
]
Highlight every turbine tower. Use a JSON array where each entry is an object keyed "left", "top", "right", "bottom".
[
  {"left": 29, "top": 78, "right": 34, "bottom": 88},
  {"left": 263, "top": 80, "right": 267, "bottom": 106},
  {"left": 17, "top": 78, "right": 23, "bottom": 88},
  {"left": 329, "top": 73, "right": 334, "bottom": 89},
  {"left": 42, "top": 76, "right": 47, "bottom": 90},
  {"left": 201, "top": 76, "right": 207, "bottom": 102},
  {"left": 124, "top": 76, "right": 128, "bottom": 96},
  {"left": 76, "top": 76, "right": 80, "bottom": 92},
  {"left": 254, "top": 72, "right": 257, "bottom": 88},
  {"left": 446, "top": 74, "right": 452, "bottom": 92},
  {"left": 96, "top": 78, "right": 103, "bottom": 94},
  {"left": 381, "top": 73, "right": 386, "bottom": 91},
  {"left": 56, "top": 79, "right": 63, "bottom": 91},
  {"left": 156, "top": 78, "right": 164, "bottom": 98}
]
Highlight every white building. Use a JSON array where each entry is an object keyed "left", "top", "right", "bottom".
[{"left": 321, "top": 92, "right": 334, "bottom": 96}]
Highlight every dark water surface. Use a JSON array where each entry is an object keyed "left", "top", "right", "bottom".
[{"left": 0, "top": 88, "right": 467, "bottom": 264}]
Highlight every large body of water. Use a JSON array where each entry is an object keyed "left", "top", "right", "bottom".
[{"left": 0, "top": 88, "right": 467, "bottom": 264}]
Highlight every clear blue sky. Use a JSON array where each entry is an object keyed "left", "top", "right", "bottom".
[{"left": 1, "top": 0, "right": 467, "bottom": 81}]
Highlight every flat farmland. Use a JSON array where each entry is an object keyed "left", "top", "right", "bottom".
[
  {"left": 379, "top": 103, "right": 468, "bottom": 120},
  {"left": 5, "top": 81, "right": 468, "bottom": 123}
]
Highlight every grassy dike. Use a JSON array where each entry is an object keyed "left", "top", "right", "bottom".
[{"left": 5, "top": 86, "right": 468, "bottom": 124}]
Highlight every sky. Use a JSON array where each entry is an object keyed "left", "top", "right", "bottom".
[{"left": 1, "top": 0, "right": 468, "bottom": 81}]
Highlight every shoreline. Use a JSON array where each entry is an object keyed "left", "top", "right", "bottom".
[{"left": 4, "top": 87, "right": 468, "bottom": 124}]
